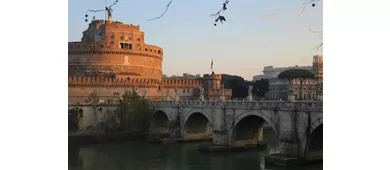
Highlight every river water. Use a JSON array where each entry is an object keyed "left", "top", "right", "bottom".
[{"left": 69, "top": 129, "right": 322, "bottom": 170}]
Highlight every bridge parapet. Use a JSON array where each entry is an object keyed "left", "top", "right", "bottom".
[{"left": 149, "top": 100, "right": 322, "bottom": 111}]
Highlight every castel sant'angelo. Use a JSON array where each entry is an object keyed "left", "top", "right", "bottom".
[{"left": 68, "top": 10, "right": 232, "bottom": 103}]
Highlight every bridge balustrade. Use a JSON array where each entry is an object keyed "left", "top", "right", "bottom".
[
  {"left": 68, "top": 100, "right": 322, "bottom": 111},
  {"left": 149, "top": 100, "right": 322, "bottom": 111}
]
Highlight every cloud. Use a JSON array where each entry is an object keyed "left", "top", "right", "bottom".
[
  {"left": 261, "top": 12, "right": 277, "bottom": 19},
  {"left": 294, "top": 10, "right": 305, "bottom": 15}
]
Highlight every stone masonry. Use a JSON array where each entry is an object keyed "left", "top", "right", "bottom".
[
  {"left": 69, "top": 100, "right": 322, "bottom": 158},
  {"left": 149, "top": 100, "right": 323, "bottom": 158}
]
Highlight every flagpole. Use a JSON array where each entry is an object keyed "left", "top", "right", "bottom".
[{"left": 211, "top": 58, "right": 214, "bottom": 73}]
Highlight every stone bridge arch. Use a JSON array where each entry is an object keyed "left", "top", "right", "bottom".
[
  {"left": 151, "top": 109, "right": 172, "bottom": 134},
  {"left": 182, "top": 108, "right": 213, "bottom": 140},
  {"left": 183, "top": 108, "right": 212, "bottom": 124},
  {"left": 304, "top": 115, "right": 323, "bottom": 158},
  {"left": 310, "top": 116, "right": 323, "bottom": 134},
  {"left": 233, "top": 110, "right": 277, "bottom": 133},
  {"left": 151, "top": 108, "right": 176, "bottom": 122},
  {"left": 231, "top": 110, "right": 278, "bottom": 147}
]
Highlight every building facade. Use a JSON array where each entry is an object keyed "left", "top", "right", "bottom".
[
  {"left": 253, "top": 65, "right": 312, "bottom": 81},
  {"left": 267, "top": 78, "right": 322, "bottom": 101},
  {"left": 68, "top": 19, "right": 231, "bottom": 103}
]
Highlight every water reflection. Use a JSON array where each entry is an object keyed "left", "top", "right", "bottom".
[{"left": 69, "top": 129, "right": 322, "bottom": 170}]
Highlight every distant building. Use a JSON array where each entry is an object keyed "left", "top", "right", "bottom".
[
  {"left": 164, "top": 73, "right": 202, "bottom": 80},
  {"left": 253, "top": 65, "right": 312, "bottom": 81},
  {"left": 312, "top": 55, "right": 323, "bottom": 80},
  {"left": 267, "top": 78, "right": 322, "bottom": 101}
]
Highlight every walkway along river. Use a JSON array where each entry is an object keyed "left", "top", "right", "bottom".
[{"left": 68, "top": 128, "right": 323, "bottom": 170}]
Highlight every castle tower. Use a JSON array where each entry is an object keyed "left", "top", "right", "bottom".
[
  {"left": 202, "top": 72, "right": 222, "bottom": 90},
  {"left": 68, "top": 19, "right": 164, "bottom": 80}
]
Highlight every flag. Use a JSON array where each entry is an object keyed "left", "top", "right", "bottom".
[{"left": 211, "top": 59, "right": 213, "bottom": 69}]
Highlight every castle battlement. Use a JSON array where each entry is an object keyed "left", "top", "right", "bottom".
[
  {"left": 68, "top": 76, "right": 201, "bottom": 88},
  {"left": 203, "top": 73, "right": 222, "bottom": 80}
]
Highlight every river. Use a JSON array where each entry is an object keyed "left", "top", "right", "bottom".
[{"left": 69, "top": 129, "right": 322, "bottom": 170}]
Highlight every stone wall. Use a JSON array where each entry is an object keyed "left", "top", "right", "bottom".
[{"left": 68, "top": 75, "right": 232, "bottom": 103}]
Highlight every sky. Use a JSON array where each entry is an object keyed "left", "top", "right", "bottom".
[{"left": 68, "top": 0, "right": 323, "bottom": 80}]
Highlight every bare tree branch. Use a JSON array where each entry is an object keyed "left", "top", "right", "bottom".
[
  {"left": 309, "top": 28, "right": 323, "bottom": 51},
  {"left": 85, "top": 0, "right": 120, "bottom": 22},
  {"left": 311, "top": 42, "right": 323, "bottom": 50},
  {"left": 147, "top": 0, "right": 173, "bottom": 21},
  {"left": 309, "top": 29, "right": 323, "bottom": 34},
  {"left": 299, "top": 0, "right": 321, "bottom": 14},
  {"left": 109, "top": 0, "right": 119, "bottom": 8},
  {"left": 146, "top": 0, "right": 319, "bottom": 26},
  {"left": 210, "top": 0, "right": 230, "bottom": 16},
  {"left": 210, "top": 0, "right": 230, "bottom": 26}
]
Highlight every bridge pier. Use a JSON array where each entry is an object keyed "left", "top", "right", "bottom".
[{"left": 212, "top": 130, "right": 229, "bottom": 146}]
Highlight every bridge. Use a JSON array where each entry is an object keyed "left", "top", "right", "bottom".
[{"left": 149, "top": 100, "right": 323, "bottom": 159}]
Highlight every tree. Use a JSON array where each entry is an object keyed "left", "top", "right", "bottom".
[
  {"left": 278, "top": 69, "right": 315, "bottom": 100},
  {"left": 81, "top": 88, "right": 152, "bottom": 134},
  {"left": 221, "top": 74, "right": 248, "bottom": 99},
  {"left": 252, "top": 79, "right": 269, "bottom": 98},
  {"left": 84, "top": 89, "right": 101, "bottom": 132},
  {"left": 114, "top": 89, "right": 153, "bottom": 132}
]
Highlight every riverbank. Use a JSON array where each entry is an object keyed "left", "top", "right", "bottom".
[
  {"left": 68, "top": 131, "right": 151, "bottom": 147},
  {"left": 69, "top": 132, "right": 214, "bottom": 147}
]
